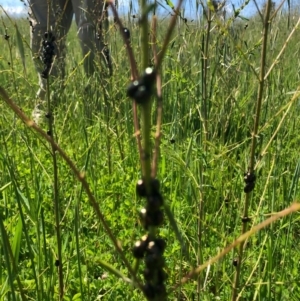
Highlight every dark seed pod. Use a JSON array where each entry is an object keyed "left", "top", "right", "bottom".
[
  {"left": 241, "top": 216, "right": 251, "bottom": 223},
  {"left": 143, "top": 283, "right": 156, "bottom": 299},
  {"left": 244, "top": 172, "right": 256, "bottom": 184},
  {"left": 41, "top": 31, "right": 55, "bottom": 78},
  {"left": 141, "top": 234, "right": 149, "bottom": 243},
  {"left": 44, "top": 31, "right": 54, "bottom": 41},
  {"left": 140, "top": 208, "right": 164, "bottom": 229},
  {"left": 141, "top": 67, "right": 156, "bottom": 89},
  {"left": 127, "top": 68, "right": 156, "bottom": 103},
  {"left": 170, "top": 138, "right": 175, "bottom": 144},
  {"left": 139, "top": 207, "right": 147, "bottom": 218},
  {"left": 147, "top": 209, "right": 164, "bottom": 227},
  {"left": 41, "top": 68, "right": 50, "bottom": 79},
  {"left": 147, "top": 241, "right": 160, "bottom": 255},
  {"left": 126, "top": 80, "right": 140, "bottom": 99},
  {"left": 145, "top": 252, "right": 165, "bottom": 269},
  {"left": 132, "top": 84, "right": 149, "bottom": 103},
  {"left": 244, "top": 181, "right": 255, "bottom": 193},
  {"left": 155, "top": 283, "right": 167, "bottom": 297},
  {"left": 55, "top": 259, "right": 60, "bottom": 267},
  {"left": 146, "top": 193, "right": 163, "bottom": 211},
  {"left": 45, "top": 44, "right": 52, "bottom": 51},
  {"left": 123, "top": 27, "right": 130, "bottom": 40},
  {"left": 146, "top": 239, "right": 166, "bottom": 257},
  {"left": 136, "top": 179, "right": 147, "bottom": 197},
  {"left": 4, "top": 34, "right": 10, "bottom": 40},
  {"left": 143, "top": 268, "right": 154, "bottom": 281},
  {"left": 233, "top": 258, "right": 238, "bottom": 267},
  {"left": 151, "top": 178, "right": 160, "bottom": 194},
  {"left": 132, "top": 240, "right": 148, "bottom": 259},
  {"left": 136, "top": 178, "right": 160, "bottom": 198},
  {"left": 153, "top": 238, "right": 166, "bottom": 254},
  {"left": 139, "top": 208, "right": 148, "bottom": 228}
]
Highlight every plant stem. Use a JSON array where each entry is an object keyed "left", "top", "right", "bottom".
[
  {"left": 151, "top": 16, "right": 162, "bottom": 178},
  {"left": 231, "top": 1, "right": 272, "bottom": 300},
  {"left": 45, "top": 79, "right": 64, "bottom": 300},
  {"left": 201, "top": 7, "right": 211, "bottom": 140},
  {"left": 140, "top": 0, "right": 152, "bottom": 191},
  {"left": 196, "top": 6, "right": 213, "bottom": 299}
]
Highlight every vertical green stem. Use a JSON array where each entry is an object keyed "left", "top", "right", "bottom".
[
  {"left": 231, "top": 1, "right": 272, "bottom": 300},
  {"left": 197, "top": 7, "right": 212, "bottom": 299},
  {"left": 46, "top": 79, "right": 64, "bottom": 300},
  {"left": 140, "top": 0, "right": 152, "bottom": 187},
  {"left": 140, "top": 0, "right": 149, "bottom": 70},
  {"left": 201, "top": 8, "right": 211, "bottom": 140},
  {"left": 45, "top": 1, "right": 63, "bottom": 298}
]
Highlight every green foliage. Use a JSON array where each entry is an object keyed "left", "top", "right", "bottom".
[{"left": 1, "top": 4, "right": 300, "bottom": 301}]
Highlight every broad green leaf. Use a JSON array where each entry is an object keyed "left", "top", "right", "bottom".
[{"left": 72, "top": 293, "right": 82, "bottom": 300}]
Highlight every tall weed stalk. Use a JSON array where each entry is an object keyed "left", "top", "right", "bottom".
[{"left": 232, "top": 1, "right": 272, "bottom": 300}]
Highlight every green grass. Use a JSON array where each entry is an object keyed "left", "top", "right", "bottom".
[{"left": 1, "top": 2, "right": 300, "bottom": 300}]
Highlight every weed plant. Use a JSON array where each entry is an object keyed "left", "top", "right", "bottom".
[{"left": 1, "top": 0, "right": 300, "bottom": 300}]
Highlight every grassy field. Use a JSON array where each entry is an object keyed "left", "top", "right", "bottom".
[{"left": 1, "top": 1, "right": 300, "bottom": 300}]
